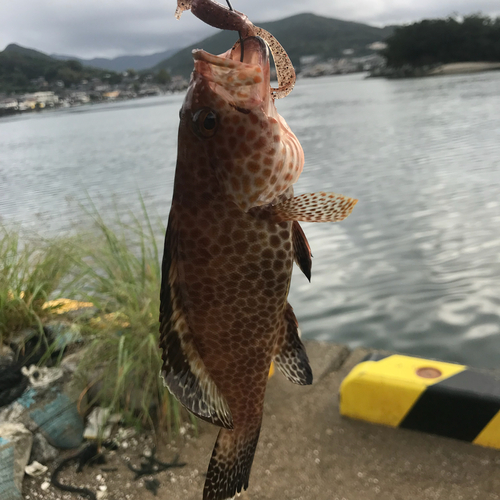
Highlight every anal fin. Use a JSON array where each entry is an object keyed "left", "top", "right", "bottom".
[
  {"left": 274, "top": 303, "right": 313, "bottom": 385},
  {"left": 273, "top": 192, "right": 358, "bottom": 223},
  {"left": 292, "top": 221, "right": 312, "bottom": 281},
  {"left": 159, "top": 327, "right": 233, "bottom": 429}
]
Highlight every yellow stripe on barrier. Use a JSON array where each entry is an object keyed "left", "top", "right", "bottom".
[
  {"left": 340, "top": 355, "right": 466, "bottom": 426},
  {"left": 474, "top": 410, "right": 500, "bottom": 448},
  {"left": 340, "top": 353, "right": 500, "bottom": 449}
]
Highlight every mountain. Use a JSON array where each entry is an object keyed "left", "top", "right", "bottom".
[
  {"left": 3, "top": 43, "right": 54, "bottom": 61},
  {"left": 0, "top": 44, "right": 122, "bottom": 94},
  {"left": 153, "top": 13, "right": 395, "bottom": 77},
  {"left": 51, "top": 48, "right": 180, "bottom": 72}
]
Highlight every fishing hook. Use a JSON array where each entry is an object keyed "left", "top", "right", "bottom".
[{"left": 225, "top": 0, "right": 244, "bottom": 62}]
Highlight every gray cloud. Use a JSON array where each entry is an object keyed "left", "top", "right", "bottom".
[{"left": 1, "top": 0, "right": 499, "bottom": 58}]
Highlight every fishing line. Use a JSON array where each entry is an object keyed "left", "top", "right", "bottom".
[{"left": 225, "top": 0, "right": 244, "bottom": 62}]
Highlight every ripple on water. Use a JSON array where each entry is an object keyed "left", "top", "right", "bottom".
[{"left": 2, "top": 74, "right": 500, "bottom": 368}]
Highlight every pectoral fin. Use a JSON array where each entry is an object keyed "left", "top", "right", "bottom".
[
  {"left": 274, "top": 303, "right": 313, "bottom": 385},
  {"left": 159, "top": 213, "right": 233, "bottom": 429},
  {"left": 273, "top": 192, "right": 358, "bottom": 223}
]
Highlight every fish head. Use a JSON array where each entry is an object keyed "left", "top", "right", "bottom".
[{"left": 180, "top": 36, "right": 304, "bottom": 211}]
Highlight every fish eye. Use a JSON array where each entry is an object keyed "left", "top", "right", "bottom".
[{"left": 192, "top": 108, "right": 218, "bottom": 138}]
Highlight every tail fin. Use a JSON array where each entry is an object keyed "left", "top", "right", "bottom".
[{"left": 203, "top": 425, "right": 261, "bottom": 500}]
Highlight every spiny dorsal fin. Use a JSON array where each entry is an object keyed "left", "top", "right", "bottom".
[
  {"left": 292, "top": 221, "right": 312, "bottom": 281},
  {"left": 273, "top": 192, "right": 358, "bottom": 223},
  {"left": 159, "top": 213, "right": 233, "bottom": 429},
  {"left": 273, "top": 303, "right": 313, "bottom": 385}
]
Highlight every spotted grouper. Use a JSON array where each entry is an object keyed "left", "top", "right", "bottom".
[{"left": 159, "top": 3, "right": 358, "bottom": 499}]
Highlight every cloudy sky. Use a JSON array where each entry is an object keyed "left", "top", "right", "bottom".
[{"left": 1, "top": 0, "right": 499, "bottom": 59}]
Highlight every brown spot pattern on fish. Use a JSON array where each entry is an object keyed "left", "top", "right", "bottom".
[
  {"left": 204, "top": 425, "right": 262, "bottom": 500},
  {"left": 162, "top": 11, "right": 358, "bottom": 500}
]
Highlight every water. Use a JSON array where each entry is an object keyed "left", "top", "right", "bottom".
[{"left": 1, "top": 72, "right": 500, "bottom": 369}]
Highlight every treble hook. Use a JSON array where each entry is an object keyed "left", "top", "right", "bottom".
[{"left": 225, "top": 0, "right": 244, "bottom": 62}]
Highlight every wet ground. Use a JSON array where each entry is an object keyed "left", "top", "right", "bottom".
[{"left": 24, "top": 342, "right": 500, "bottom": 500}]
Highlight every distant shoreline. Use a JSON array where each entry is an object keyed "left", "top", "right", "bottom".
[
  {"left": 427, "top": 62, "right": 500, "bottom": 76},
  {"left": 369, "top": 61, "right": 500, "bottom": 79}
]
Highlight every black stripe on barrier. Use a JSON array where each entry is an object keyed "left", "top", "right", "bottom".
[{"left": 400, "top": 369, "right": 500, "bottom": 442}]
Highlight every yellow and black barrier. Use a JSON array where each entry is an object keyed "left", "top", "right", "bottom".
[{"left": 339, "top": 353, "right": 500, "bottom": 449}]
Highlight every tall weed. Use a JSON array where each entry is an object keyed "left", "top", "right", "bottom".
[
  {"left": 73, "top": 200, "right": 185, "bottom": 433},
  {"left": 0, "top": 226, "right": 74, "bottom": 343}
]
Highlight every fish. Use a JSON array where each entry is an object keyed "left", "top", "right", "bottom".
[{"left": 159, "top": 2, "right": 358, "bottom": 499}]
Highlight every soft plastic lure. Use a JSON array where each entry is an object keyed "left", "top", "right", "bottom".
[{"left": 175, "top": 0, "right": 296, "bottom": 99}]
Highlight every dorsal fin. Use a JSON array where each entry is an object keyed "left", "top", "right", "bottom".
[
  {"left": 292, "top": 221, "right": 312, "bottom": 281},
  {"left": 273, "top": 303, "right": 312, "bottom": 385},
  {"left": 159, "top": 213, "right": 233, "bottom": 429}
]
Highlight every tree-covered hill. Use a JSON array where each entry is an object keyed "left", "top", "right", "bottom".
[
  {"left": 0, "top": 44, "right": 123, "bottom": 94},
  {"left": 383, "top": 15, "right": 500, "bottom": 68},
  {"left": 154, "top": 13, "right": 394, "bottom": 77}
]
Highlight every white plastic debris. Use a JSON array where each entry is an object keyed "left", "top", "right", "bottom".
[
  {"left": 21, "top": 365, "right": 63, "bottom": 387},
  {"left": 25, "top": 461, "right": 48, "bottom": 477},
  {"left": 83, "top": 407, "right": 120, "bottom": 440}
]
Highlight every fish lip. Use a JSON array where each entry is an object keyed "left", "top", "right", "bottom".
[{"left": 192, "top": 36, "right": 269, "bottom": 71}]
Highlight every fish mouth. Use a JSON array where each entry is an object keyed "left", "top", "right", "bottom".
[
  {"left": 228, "top": 36, "right": 269, "bottom": 68},
  {"left": 193, "top": 36, "right": 269, "bottom": 72},
  {"left": 192, "top": 36, "right": 270, "bottom": 106}
]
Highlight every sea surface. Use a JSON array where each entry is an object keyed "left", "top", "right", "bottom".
[{"left": 1, "top": 72, "right": 500, "bottom": 369}]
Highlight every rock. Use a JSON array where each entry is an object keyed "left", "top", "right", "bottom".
[
  {"left": 60, "top": 348, "right": 88, "bottom": 374},
  {"left": 40, "top": 481, "right": 50, "bottom": 491},
  {"left": 0, "top": 422, "right": 33, "bottom": 500},
  {"left": 30, "top": 432, "right": 59, "bottom": 463},
  {"left": 25, "top": 461, "right": 48, "bottom": 477},
  {"left": 0, "top": 344, "right": 15, "bottom": 362}
]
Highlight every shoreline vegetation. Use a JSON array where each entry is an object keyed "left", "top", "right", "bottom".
[
  {"left": 373, "top": 14, "right": 500, "bottom": 79},
  {"left": 369, "top": 61, "right": 500, "bottom": 78},
  {"left": 0, "top": 202, "right": 188, "bottom": 434}
]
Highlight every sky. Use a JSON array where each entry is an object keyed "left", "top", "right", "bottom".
[{"left": 1, "top": 0, "right": 499, "bottom": 59}]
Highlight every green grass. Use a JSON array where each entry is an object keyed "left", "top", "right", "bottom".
[
  {"left": 70, "top": 200, "right": 187, "bottom": 434},
  {"left": 0, "top": 226, "right": 74, "bottom": 344},
  {"left": 0, "top": 202, "right": 188, "bottom": 436}
]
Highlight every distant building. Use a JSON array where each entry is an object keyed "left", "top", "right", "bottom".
[
  {"left": 22, "top": 91, "right": 59, "bottom": 108},
  {"left": 69, "top": 91, "right": 90, "bottom": 103},
  {"left": 368, "top": 42, "right": 388, "bottom": 51},
  {"left": 103, "top": 90, "right": 121, "bottom": 100},
  {"left": 30, "top": 76, "right": 48, "bottom": 88},
  {"left": 0, "top": 98, "right": 19, "bottom": 110},
  {"left": 300, "top": 55, "right": 320, "bottom": 66}
]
